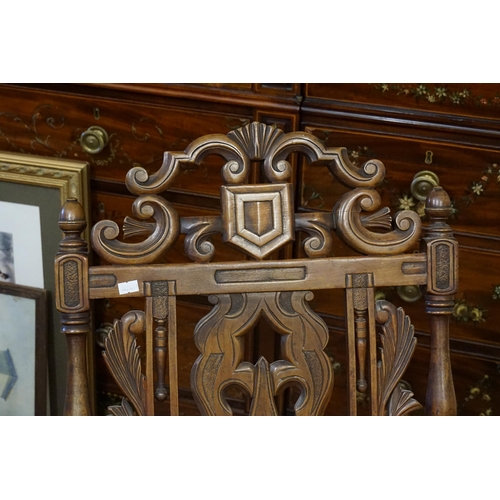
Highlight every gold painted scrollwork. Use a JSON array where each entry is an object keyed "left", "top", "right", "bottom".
[
  {"left": 91, "top": 194, "right": 180, "bottom": 265},
  {"left": 335, "top": 188, "right": 421, "bottom": 255},
  {"left": 375, "top": 300, "right": 422, "bottom": 416},
  {"left": 191, "top": 291, "right": 333, "bottom": 416}
]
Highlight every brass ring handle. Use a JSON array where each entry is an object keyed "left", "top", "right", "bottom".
[
  {"left": 80, "top": 126, "right": 109, "bottom": 154},
  {"left": 410, "top": 170, "right": 440, "bottom": 201},
  {"left": 397, "top": 285, "right": 422, "bottom": 303}
]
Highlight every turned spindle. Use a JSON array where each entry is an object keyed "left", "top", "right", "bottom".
[
  {"left": 423, "top": 187, "right": 458, "bottom": 416},
  {"left": 55, "top": 198, "right": 92, "bottom": 416}
]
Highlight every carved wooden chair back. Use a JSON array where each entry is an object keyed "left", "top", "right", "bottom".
[{"left": 55, "top": 122, "right": 457, "bottom": 416}]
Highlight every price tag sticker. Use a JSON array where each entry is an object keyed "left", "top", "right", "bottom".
[{"left": 118, "top": 280, "right": 140, "bottom": 295}]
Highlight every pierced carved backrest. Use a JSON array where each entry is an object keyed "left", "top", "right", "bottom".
[{"left": 56, "top": 122, "right": 458, "bottom": 416}]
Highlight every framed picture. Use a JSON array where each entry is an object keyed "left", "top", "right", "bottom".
[
  {"left": 0, "top": 151, "right": 90, "bottom": 415},
  {"left": 0, "top": 282, "right": 48, "bottom": 415}
]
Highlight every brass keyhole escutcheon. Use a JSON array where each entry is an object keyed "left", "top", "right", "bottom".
[
  {"left": 80, "top": 126, "right": 109, "bottom": 154},
  {"left": 425, "top": 151, "right": 434, "bottom": 164},
  {"left": 410, "top": 170, "right": 440, "bottom": 201}
]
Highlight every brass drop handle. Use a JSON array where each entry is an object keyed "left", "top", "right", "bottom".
[
  {"left": 410, "top": 170, "right": 440, "bottom": 201},
  {"left": 397, "top": 285, "right": 422, "bottom": 303},
  {"left": 80, "top": 126, "right": 109, "bottom": 154}
]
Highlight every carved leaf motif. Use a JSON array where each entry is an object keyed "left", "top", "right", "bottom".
[
  {"left": 375, "top": 300, "right": 421, "bottom": 416},
  {"left": 91, "top": 194, "right": 180, "bottom": 265},
  {"left": 335, "top": 188, "right": 421, "bottom": 255},
  {"left": 360, "top": 207, "right": 393, "bottom": 231},
  {"left": 122, "top": 216, "right": 155, "bottom": 239},
  {"left": 387, "top": 384, "right": 422, "bottom": 417},
  {"left": 107, "top": 398, "right": 135, "bottom": 416},
  {"left": 102, "top": 311, "right": 147, "bottom": 416}
]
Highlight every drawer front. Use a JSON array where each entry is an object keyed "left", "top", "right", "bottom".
[
  {"left": 0, "top": 85, "right": 299, "bottom": 201},
  {"left": 306, "top": 83, "right": 500, "bottom": 123}
]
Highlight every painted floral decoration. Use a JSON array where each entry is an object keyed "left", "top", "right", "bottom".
[
  {"left": 398, "top": 194, "right": 415, "bottom": 211},
  {"left": 453, "top": 300, "right": 487, "bottom": 323},
  {"left": 373, "top": 84, "right": 500, "bottom": 107}
]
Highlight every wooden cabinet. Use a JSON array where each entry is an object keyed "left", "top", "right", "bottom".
[
  {"left": 1, "top": 83, "right": 498, "bottom": 415},
  {"left": 300, "top": 83, "right": 500, "bottom": 416}
]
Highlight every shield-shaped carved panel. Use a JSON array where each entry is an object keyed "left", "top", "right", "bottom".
[{"left": 221, "top": 184, "right": 294, "bottom": 259}]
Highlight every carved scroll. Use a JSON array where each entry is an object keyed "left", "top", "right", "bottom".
[
  {"left": 181, "top": 216, "right": 222, "bottom": 263},
  {"left": 191, "top": 291, "right": 333, "bottom": 416},
  {"left": 126, "top": 134, "right": 250, "bottom": 195},
  {"left": 375, "top": 300, "right": 421, "bottom": 416},
  {"left": 91, "top": 194, "right": 180, "bottom": 265},
  {"left": 263, "top": 131, "right": 386, "bottom": 186},
  {"left": 294, "top": 212, "right": 333, "bottom": 258},
  {"left": 125, "top": 122, "right": 385, "bottom": 194},
  {"left": 335, "top": 188, "right": 421, "bottom": 255},
  {"left": 102, "top": 310, "right": 148, "bottom": 416},
  {"left": 90, "top": 122, "right": 408, "bottom": 263}
]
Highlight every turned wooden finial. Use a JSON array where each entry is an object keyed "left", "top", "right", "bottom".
[
  {"left": 58, "top": 198, "right": 88, "bottom": 253},
  {"left": 425, "top": 186, "right": 452, "bottom": 222}
]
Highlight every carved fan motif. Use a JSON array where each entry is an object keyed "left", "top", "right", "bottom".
[
  {"left": 375, "top": 300, "right": 422, "bottom": 416},
  {"left": 191, "top": 291, "right": 333, "bottom": 416},
  {"left": 102, "top": 310, "right": 148, "bottom": 416}
]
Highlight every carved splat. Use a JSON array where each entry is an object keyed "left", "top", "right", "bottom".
[
  {"left": 375, "top": 300, "right": 422, "bottom": 416},
  {"left": 191, "top": 291, "right": 333, "bottom": 416},
  {"left": 102, "top": 310, "right": 148, "bottom": 416}
]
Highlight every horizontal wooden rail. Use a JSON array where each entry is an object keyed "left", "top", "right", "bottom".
[{"left": 89, "top": 254, "right": 427, "bottom": 299}]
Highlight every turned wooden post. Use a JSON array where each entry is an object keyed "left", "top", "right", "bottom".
[
  {"left": 55, "top": 198, "right": 92, "bottom": 416},
  {"left": 423, "top": 187, "right": 458, "bottom": 416}
]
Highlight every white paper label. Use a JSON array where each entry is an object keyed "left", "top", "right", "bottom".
[{"left": 118, "top": 280, "right": 140, "bottom": 295}]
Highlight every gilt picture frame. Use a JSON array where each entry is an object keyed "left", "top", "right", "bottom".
[
  {"left": 0, "top": 282, "right": 48, "bottom": 415},
  {"left": 0, "top": 151, "right": 90, "bottom": 416}
]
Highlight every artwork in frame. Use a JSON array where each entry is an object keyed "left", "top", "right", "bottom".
[
  {"left": 0, "top": 281, "right": 48, "bottom": 415},
  {"left": 0, "top": 151, "right": 90, "bottom": 416}
]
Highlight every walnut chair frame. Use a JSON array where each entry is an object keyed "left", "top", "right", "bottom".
[{"left": 55, "top": 122, "right": 457, "bottom": 416}]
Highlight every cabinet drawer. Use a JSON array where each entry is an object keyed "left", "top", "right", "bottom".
[
  {"left": 305, "top": 83, "right": 500, "bottom": 123},
  {"left": 0, "top": 85, "right": 299, "bottom": 201}
]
